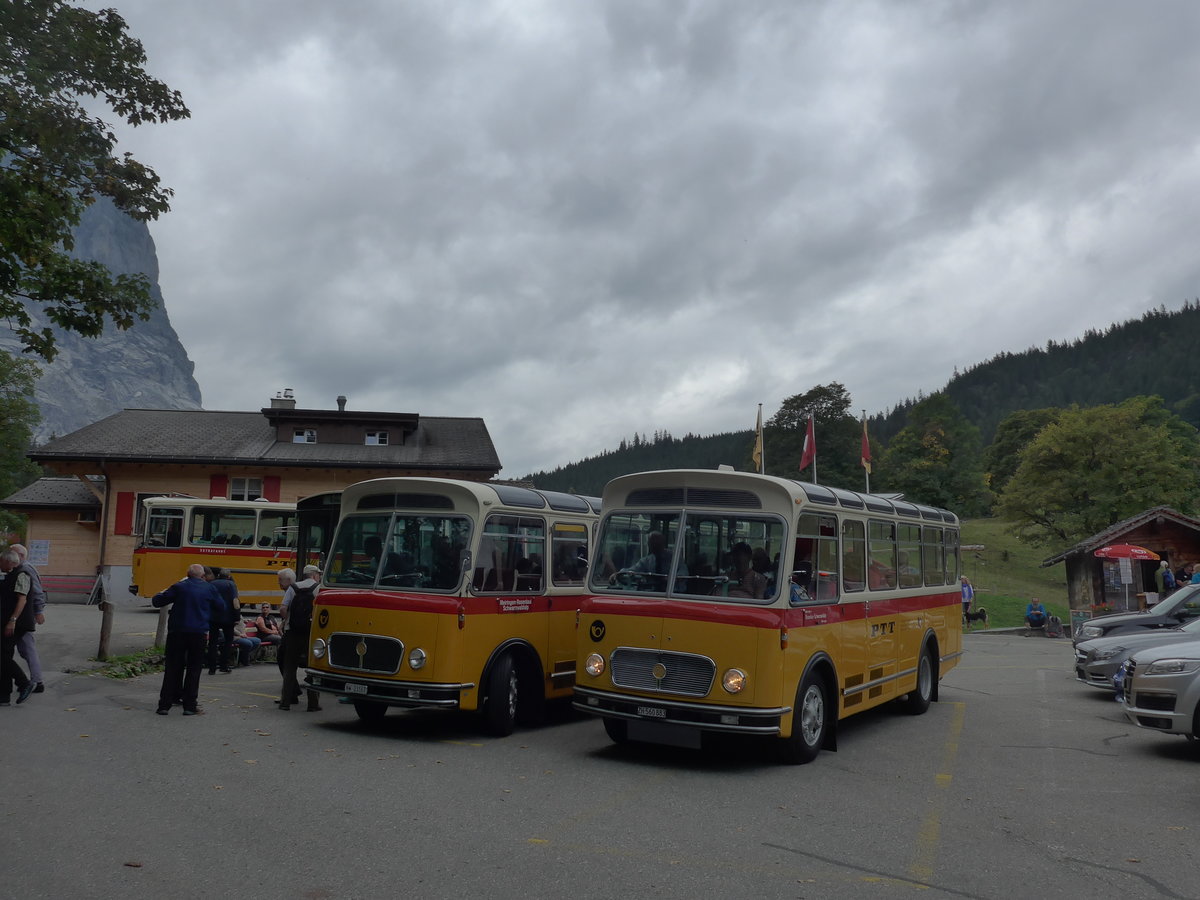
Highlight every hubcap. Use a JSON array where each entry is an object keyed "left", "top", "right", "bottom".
[{"left": 800, "top": 684, "right": 824, "bottom": 745}]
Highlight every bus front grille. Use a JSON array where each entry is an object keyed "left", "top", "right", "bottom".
[
  {"left": 610, "top": 648, "right": 715, "bottom": 697},
  {"left": 328, "top": 633, "right": 404, "bottom": 675}
]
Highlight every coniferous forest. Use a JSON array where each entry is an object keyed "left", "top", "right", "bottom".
[{"left": 525, "top": 303, "right": 1200, "bottom": 522}]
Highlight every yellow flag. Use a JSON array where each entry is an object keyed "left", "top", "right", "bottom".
[{"left": 752, "top": 405, "right": 763, "bottom": 473}]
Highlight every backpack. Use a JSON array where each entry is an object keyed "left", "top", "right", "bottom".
[{"left": 288, "top": 582, "right": 315, "bottom": 634}]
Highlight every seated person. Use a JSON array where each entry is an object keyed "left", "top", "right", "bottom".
[
  {"left": 1025, "top": 597, "right": 1048, "bottom": 629},
  {"left": 231, "top": 619, "right": 261, "bottom": 666},
  {"left": 628, "top": 531, "right": 688, "bottom": 584},
  {"left": 716, "top": 542, "right": 769, "bottom": 599},
  {"left": 254, "top": 603, "right": 283, "bottom": 647}
]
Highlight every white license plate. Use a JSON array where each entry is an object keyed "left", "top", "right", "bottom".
[
  {"left": 636, "top": 705, "right": 666, "bottom": 718},
  {"left": 344, "top": 683, "right": 368, "bottom": 695}
]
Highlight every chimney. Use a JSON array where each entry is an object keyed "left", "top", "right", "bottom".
[
  {"left": 270, "top": 388, "right": 297, "bottom": 410},
  {"left": 337, "top": 395, "right": 347, "bottom": 412}
]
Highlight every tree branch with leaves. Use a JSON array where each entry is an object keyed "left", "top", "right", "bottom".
[{"left": 0, "top": 0, "right": 189, "bottom": 360}]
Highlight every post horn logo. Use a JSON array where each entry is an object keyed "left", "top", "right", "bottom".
[{"left": 589, "top": 620, "right": 606, "bottom": 642}]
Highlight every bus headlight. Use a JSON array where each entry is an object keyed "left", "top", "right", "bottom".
[
  {"left": 409, "top": 648, "right": 427, "bottom": 670},
  {"left": 722, "top": 668, "right": 747, "bottom": 693},
  {"left": 585, "top": 653, "right": 605, "bottom": 677},
  {"left": 311, "top": 638, "right": 327, "bottom": 659}
]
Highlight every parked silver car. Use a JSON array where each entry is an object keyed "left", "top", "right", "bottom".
[
  {"left": 1073, "top": 583, "right": 1200, "bottom": 647},
  {"left": 1076, "top": 617, "right": 1200, "bottom": 691},
  {"left": 1121, "top": 637, "right": 1200, "bottom": 740}
]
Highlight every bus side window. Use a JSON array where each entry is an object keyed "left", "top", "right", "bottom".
[{"left": 789, "top": 560, "right": 815, "bottom": 605}]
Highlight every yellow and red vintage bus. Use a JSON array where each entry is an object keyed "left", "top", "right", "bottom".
[
  {"left": 305, "top": 477, "right": 599, "bottom": 734},
  {"left": 130, "top": 496, "right": 297, "bottom": 602},
  {"left": 574, "top": 468, "right": 962, "bottom": 763}
]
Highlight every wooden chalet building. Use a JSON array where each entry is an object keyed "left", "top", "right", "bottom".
[
  {"left": 1041, "top": 506, "right": 1200, "bottom": 614},
  {"left": 4, "top": 392, "right": 501, "bottom": 598}
]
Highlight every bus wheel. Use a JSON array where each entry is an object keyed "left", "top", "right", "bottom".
[
  {"left": 902, "top": 645, "right": 934, "bottom": 716},
  {"left": 603, "top": 717, "right": 629, "bottom": 744},
  {"left": 353, "top": 700, "right": 387, "bottom": 722},
  {"left": 777, "top": 671, "right": 827, "bottom": 765},
  {"left": 484, "top": 653, "right": 519, "bottom": 736}
]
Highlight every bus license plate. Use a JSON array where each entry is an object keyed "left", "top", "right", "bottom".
[
  {"left": 344, "top": 683, "right": 368, "bottom": 695},
  {"left": 637, "top": 705, "right": 666, "bottom": 718}
]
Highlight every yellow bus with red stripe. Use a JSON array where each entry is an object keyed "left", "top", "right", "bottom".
[
  {"left": 304, "top": 478, "right": 599, "bottom": 734},
  {"left": 574, "top": 468, "right": 962, "bottom": 763},
  {"left": 130, "top": 496, "right": 296, "bottom": 602}
]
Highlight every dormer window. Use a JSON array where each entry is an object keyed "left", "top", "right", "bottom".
[
  {"left": 365, "top": 431, "right": 389, "bottom": 446},
  {"left": 293, "top": 429, "right": 317, "bottom": 444}
]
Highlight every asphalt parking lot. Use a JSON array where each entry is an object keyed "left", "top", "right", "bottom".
[{"left": 3, "top": 604, "right": 1200, "bottom": 899}]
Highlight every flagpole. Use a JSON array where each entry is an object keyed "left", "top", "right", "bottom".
[{"left": 861, "top": 409, "right": 871, "bottom": 493}]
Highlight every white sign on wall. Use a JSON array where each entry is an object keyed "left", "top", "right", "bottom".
[{"left": 28, "top": 540, "right": 50, "bottom": 567}]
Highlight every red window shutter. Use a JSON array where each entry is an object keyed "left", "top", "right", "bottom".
[
  {"left": 263, "top": 476, "right": 281, "bottom": 502},
  {"left": 210, "top": 475, "right": 228, "bottom": 500},
  {"left": 114, "top": 492, "right": 135, "bottom": 535}
]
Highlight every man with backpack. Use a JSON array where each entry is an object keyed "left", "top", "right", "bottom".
[{"left": 278, "top": 564, "right": 320, "bottom": 712}]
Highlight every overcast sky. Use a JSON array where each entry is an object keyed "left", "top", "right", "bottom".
[{"left": 94, "top": 1, "right": 1200, "bottom": 477}]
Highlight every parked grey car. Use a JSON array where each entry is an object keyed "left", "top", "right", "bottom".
[
  {"left": 1122, "top": 637, "right": 1200, "bottom": 740},
  {"left": 1073, "top": 583, "right": 1200, "bottom": 646},
  {"left": 1075, "top": 616, "right": 1200, "bottom": 691}
]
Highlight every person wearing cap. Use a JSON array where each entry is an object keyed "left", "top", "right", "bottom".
[{"left": 278, "top": 565, "right": 321, "bottom": 712}]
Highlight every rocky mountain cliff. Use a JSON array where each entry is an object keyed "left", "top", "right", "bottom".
[{"left": 0, "top": 198, "right": 202, "bottom": 442}]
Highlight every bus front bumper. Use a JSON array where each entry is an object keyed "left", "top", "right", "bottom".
[
  {"left": 304, "top": 670, "right": 473, "bottom": 709},
  {"left": 572, "top": 685, "right": 789, "bottom": 736}
]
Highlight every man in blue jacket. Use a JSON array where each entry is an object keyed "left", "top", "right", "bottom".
[
  {"left": 153, "top": 564, "right": 220, "bottom": 716},
  {"left": 205, "top": 567, "right": 240, "bottom": 675}
]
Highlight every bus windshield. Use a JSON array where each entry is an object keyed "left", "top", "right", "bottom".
[
  {"left": 591, "top": 510, "right": 784, "bottom": 603},
  {"left": 326, "top": 513, "right": 471, "bottom": 591}
]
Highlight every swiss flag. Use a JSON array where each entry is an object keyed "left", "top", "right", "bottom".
[{"left": 799, "top": 417, "right": 815, "bottom": 472}]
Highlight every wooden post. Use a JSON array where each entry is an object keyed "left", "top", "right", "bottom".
[
  {"left": 92, "top": 574, "right": 112, "bottom": 661},
  {"left": 154, "top": 607, "right": 168, "bottom": 648},
  {"left": 97, "top": 600, "right": 113, "bottom": 661}
]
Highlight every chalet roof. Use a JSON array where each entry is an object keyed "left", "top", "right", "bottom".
[
  {"left": 27, "top": 408, "right": 501, "bottom": 473},
  {"left": 3, "top": 476, "right": 102, "bottom": 509},
  {"left": 1040, "top": 506, "right": 1200, "bottom": 567}
]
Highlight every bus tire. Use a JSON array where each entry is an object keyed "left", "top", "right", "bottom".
[
  {"left": 902, "top": 644, "right": 934, "bottom": 716},
  {"left": 603, "top": 717, "right": 629, "bottom": 744},
  {"left": 353, "top": 700, "right": 387, "bottom": 722},
  {"left": 484, "top": 652, "right": 519, "bottom": 736},
  {"left": 777, "top": 670, "right": 827, "bottom": 765}
]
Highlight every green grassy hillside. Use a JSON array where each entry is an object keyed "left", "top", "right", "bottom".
[{"left": 959, "top": 518, "right": 1070, "bottom": 628}]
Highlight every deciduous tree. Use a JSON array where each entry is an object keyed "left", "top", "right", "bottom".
[
  {"left": 877, "top": 393, "right": 990, "bottom": 516},
  {"left": 997, "top": 397, "right": 1200, "bottom": 548},
  {"left": 0, "top": 350, "right": 41, "bottom": 534},
  {"left": 760, "top": 383, "right": 862, "bottom": 488},
  {"left": 0, "top": 1, "right": 189, "bottom": 360}
]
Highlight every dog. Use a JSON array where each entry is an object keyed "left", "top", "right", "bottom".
[{"left": 963, "top": 606, "right": 989, "bottom": 629}]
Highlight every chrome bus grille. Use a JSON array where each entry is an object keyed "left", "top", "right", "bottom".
[
  {"left": 328, "top": 633, "right": 404, "bottom": 675},
  {"left": 609, "top": 648, "right": 715, "bottom": 697}
]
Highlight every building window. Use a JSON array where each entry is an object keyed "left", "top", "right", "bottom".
[
  {"left": 230, "top": 477, "right": 264, "bottom": 501},
  {"left": 293, "top": 429, "right": 317, "bottom": 444},
  {"left": 365, "top": 431, "right": 389, "bottom": 446}
]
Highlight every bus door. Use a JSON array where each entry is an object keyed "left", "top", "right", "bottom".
[
  {"left": 473, "top": 513, "right": 550, "bottom": 674},
  {"left": 548, "top": 520, "right": 591, "bottom": 688},
  {"left": 866, "top": 519, "right": 899, "bottom": 699},
  {"left": 839, "top": 518, "right": 880, "bottom": 709}
]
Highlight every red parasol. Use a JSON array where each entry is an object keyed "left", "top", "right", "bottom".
[{"left": 1093, "top": 544, "right": 1160, "bottom": 560}]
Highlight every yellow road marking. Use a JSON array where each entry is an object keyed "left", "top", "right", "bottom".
[{"left": 908, "top": 701, "right": 965, "bottom": 882}]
